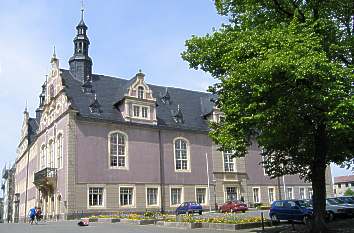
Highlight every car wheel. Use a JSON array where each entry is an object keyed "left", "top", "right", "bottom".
[
  {"left": 199, "top": 210, "right": 202, "bottom": 215},
  {"left": 242, "top": 210, "right": 246, "bottom": 213},
  {"left": 270, "top": 214, "right": 280, "bottom": 224},
  {"left": 303, "top": 215, "right": 311, "bottom": 225},
  {"left": 188, "top": 211, "right": 193, "bottom": 215},
  {"left": 327, "top": 212, "right": 334, "bottom": 222}
]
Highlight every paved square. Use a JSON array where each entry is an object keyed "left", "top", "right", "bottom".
[{"left": 0, "top": 221, "right": 269, "bottom": 233}]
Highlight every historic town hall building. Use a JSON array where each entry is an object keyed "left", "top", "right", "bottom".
[{"left": 14, "top": 11, "right": 333, "bottom": 221}]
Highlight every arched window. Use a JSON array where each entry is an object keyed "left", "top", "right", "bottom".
[
  {"left": 57, "top": 134, "right": 63, "bottom": 169},
  {"left": 137, "top": 86, "right": 144, "bottom": 99},
  {"left": 40, "top": 145, "right": 46, "bottom": 169},
  {"left": 109, "top": 132, "right": 128, "bottom": 169},
  {"left": 48, "top": 140, "right": 55, "bottom": 168},
  {"left": 174, "top": 138, "right": 190, "bottom": 171}
]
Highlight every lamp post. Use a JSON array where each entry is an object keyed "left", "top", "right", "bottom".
[{"left": 213, "top": 179, "right": 217, "bottom": 211}]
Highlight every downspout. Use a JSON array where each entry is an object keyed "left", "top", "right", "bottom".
[
  {"left": 158, "top": 130, "right": 165, "bottom": 213},
  {"left": 277, "top": 177, "right": 282, "bottom": 200},
  {"left": 24, "top": 145, "right": 30, "bottom": 222}
]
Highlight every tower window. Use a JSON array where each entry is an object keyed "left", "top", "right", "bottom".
[{"left": 137, "top": 86, "right": 144, "bottom": 99}]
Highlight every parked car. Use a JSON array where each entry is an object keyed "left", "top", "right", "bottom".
[
  {"left": 218, "top": 200, "right": 248, "bottom": 213},
  {"left": 327, "top": 198, "right": 354, "bottom": 217},
  {"left": 325, "top": 198, "right": 354, "bottom": 219},
  {"left": 334, "top": 196, "right": 354, "bottom": 205},
  {"left": 269, "top": 200, "right": 312, "bottom": 224},
  {"left": 175, "top": 202, "right": 203, "bottom": 215}
]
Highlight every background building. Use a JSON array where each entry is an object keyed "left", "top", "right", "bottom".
[
  {"left": 333, "top": 175, "right": 354, "bottom": 196},
  {"left": 14, "top": 10, "right": 333, "bottom": 221},
  {"left": 1, "top": 164, "right": 16, "bottom": 222}
]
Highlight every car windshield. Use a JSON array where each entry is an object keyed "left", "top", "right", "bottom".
[
  {"left": 334, "top": 198, "right": 345, "bottom": 204},
  {"left": 297, "top": 200, "right": 312, "bottom": 208},
  {"left": 327, "top": 199, "right": 340, "bottom": 205}
]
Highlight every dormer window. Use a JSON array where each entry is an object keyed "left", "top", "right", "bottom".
[
  {"left": 133, "top": 106, "right": 140, "bottom": 117},
  {"left": 132, "top": 104, "right": 149, "bottom": 119},
  {"left": 138, "top": 86, "right": 144, "bottom": 99}
]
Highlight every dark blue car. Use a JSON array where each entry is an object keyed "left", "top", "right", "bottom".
[
  {"left": 269, "top": 200, "right": 312, "bottom": 224},
  {"left": 176, "top": 202, "right": 203, "bottom": 215}
]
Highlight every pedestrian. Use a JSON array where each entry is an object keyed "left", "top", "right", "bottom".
[
  {"left": 35, "top": 207, "right": 42, "bottom": 223},
  {"left": 28, "top": 206, "right": 36, "bottom": 224}
]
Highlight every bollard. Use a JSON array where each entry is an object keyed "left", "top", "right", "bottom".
[{"left": 261, "top": 212, "right": 265, "bottom": 231}]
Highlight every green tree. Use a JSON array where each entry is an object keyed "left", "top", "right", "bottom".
[
  {"left": 182, "top": 1, "right": 353, "bottom": 232},
  {"left": 344, "top": 188, "right": 354, "bottom": 196}
]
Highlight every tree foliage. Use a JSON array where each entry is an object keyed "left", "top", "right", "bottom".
[
  {"left": 182, "top": 0, "right": 353, "bottom": 232},
  {"left": 344, "top": 188, "right": 354, "bottom": 196}
]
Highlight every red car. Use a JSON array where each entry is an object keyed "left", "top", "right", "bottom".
[{"left": 219, "top": 200, "right": 248, "bottom": 213}]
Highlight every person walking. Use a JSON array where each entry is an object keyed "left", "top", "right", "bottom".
[
  {"left": 35, "top": 207, "right": 42, "bottom": 223},
  {"left": 28, "top": 207, "right": 36, "bottom": 224}
]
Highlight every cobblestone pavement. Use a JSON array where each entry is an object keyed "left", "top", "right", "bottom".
[
  {"left": 1, "top": 217, "right": 352, "bottom": 233},
  {"left": 0, "top": 221, "right": 283, "bottom": 233}
]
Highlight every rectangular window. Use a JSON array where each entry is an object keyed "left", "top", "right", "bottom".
[
  {"left": 196, "top": 188, "right": 207, "bottom": 204},
  {"left": 226, "top": 187, "right": 237, "bottom": 201},
  {"left": 224, "top": 152, "right": 235, "bottom": 172},
  {"left": 89, "top": 187, "right": 103, "bottom": 207},
  {"left": 57, "top": 135, "right": 63, "bottom": 169},
  {"left": 287, "top": 187, "right": 293, "bottom": 199},
  {"left": 171, "top": 188, "right": 182, "bottom": 206},
  {"left": 338, "top": 184, "right": 341, "bottom": 188},
  {"left": 299, "top": 188, "right": 306, "bottom": 200},
  {"left": 147, "top": 188, "right": 158, "bottom": 206},
  {"left": 133, "top": 106, "right": 140, "bottom": 117},
  {"left": 307, "top": 188, "right": 313, "bottom": 198},
  {"left": 142, "top": 107, "right": 148, "bottom": 118},
  {"left": 253, "top": 187, "right": 260, "bottom": 203},
  {"left": 175, "top": 139, "right": 188, "bottom": 171},
  {"left": 268, "top": 187, "right": 275, "bottom": 204},
  {"left": 120, "top": 187, "right": 133, "bottom": 206},
  {"left": 346, "top": 183, "right": 349, "bottom": 187}
]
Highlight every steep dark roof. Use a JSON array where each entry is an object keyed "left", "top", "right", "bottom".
[
  {"left": 61, "top": 69, "right": 214, "bottom": 131},
  {"left": 28, "top": 118, "right": 39, "bottom": 144}
]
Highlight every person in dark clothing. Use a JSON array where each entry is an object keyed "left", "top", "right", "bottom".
[{"left": 35, "top": 207, "right": 42, "bottom": 223}]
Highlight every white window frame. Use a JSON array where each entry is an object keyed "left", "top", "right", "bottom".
[
  {"left": 307, "top": 187, "right": 313, "bottom": 199},
  {"left": 223, "top": 186, "right": 239, "bottom": 202},
  {"left": 170, "top": 186, "right": 184, "bottom": 207},
  {"left": 132, "top": 104, "right": 150, "bottom": 120},
  {"left": 286, "top": 187, "right": 294, "bottom": 199},
  {"left": 223, "top": 151, "right": 236, "bottom": 172},
  {"left": 48, "top": 138, "right": 55, "bottom": 168},
  {"left": 87, "top": 184, "right": 105, "bottom": 209},
  {"left": 142, "top": 106, "right": 148, "bottom": 118},
  {"left": 137, "top": 86, "right": 145, "bottom": 99},
  {"left": 119, "top": 185, "right": 136, "bottom": 208},
  {"left": 108, "top": 131, "right": 129, "bottom": 170},
  {"left": 133, "top": 105, "right": 140, "bottom": 117},
  {"left": 195, "top": 186, "right": 208, "bottom": 206},
  {"left": 56, "top": 132, "right": 64, "bottom": 170},
  {"left": 40, "top": 144, "right": 46, "bottom": 170},
  {"left": 268, "top": 186, "right": 276, "bottom": 204},
  {"left": 299, "top": 187, "right": 306, "bottom": 200},
  {"left": 173, "top": 137, "right": 191, "bottom": 172},
  {"left": 145, "top": 185, "right": 160, "bottom": 208},
  {"left": 252, "top": 187, "right": 261, "bottom": 203}
]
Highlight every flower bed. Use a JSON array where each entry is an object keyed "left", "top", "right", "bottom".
[{"left": 88, "top": 211, "right": 266, "bottom": 230}]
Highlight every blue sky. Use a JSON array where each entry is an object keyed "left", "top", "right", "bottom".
[{"left": 0, "top": 0, "right": 351, "bottom": 178}]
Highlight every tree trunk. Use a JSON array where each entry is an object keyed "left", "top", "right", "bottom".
[{"left": 310, "top": 123, "right": 328, "bottom": 233}]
